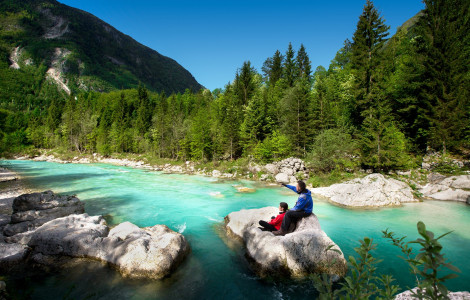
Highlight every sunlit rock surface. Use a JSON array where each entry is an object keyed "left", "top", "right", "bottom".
[
  {"left": 225, "top": 207, "right": 347, "bottom": 278},
  {"left": 27, "top": 214, "right": 190, "bottom": 279},
  {"left": 311, "top": 173, "right": 417, "bottom": 207}
]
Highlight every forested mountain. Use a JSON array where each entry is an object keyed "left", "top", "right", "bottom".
[
  {"left": 0, "top": 0, "right": 202, "bottom": 97},
  {"left": 1, "top": 0, "right": 468, "bottom": 175}
]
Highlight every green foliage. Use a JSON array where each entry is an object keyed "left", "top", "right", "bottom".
[
  {"left": 312, "top": 222, "right": 459, "bottom": 300},
  {"left": 252, "top": 131, "right": 291, "bottom": 163},
  {"left": 1, "top": 0, "right": 468, "bottom": 170},
  {"left": 308, "top": 128, "right": 359, "bottom": 172},
  {"left": 384, "top": 222, "right": 461, "bottom": 300}
]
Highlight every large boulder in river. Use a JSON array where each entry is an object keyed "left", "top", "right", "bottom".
[
  {"left": 225, "top": 207, "right": 347, "bottom": 278},
  {"left": 28, "top": 214, "right": 190, "bottom": 279},
  {"left": 311, "top": 174, "right": 417, "bottom": 207},
  {"left": 420, "top": 174, "right": 470, "bottom": 202},
  {"left": 3, "top": 191, "right": 84, "bottom": 237}
]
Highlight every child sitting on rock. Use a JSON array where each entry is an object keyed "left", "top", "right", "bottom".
[{"left": 258, "top": 202, "right": 288, "bottom": 232}]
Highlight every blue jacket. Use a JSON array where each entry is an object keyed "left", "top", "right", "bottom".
[{"left": 285, "top": 184, "right": 313, "bottom": 214}]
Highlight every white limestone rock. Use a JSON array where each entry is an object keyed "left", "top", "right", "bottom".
[
  {"left": 225, "top": 207, "right": 347, "bottom": 278},
  {"left": 275, "top": 173, "right": 290, "bottom": 184},
  {"left": 28, "top": 214, "right": 190, "bottom": 279},
  {"left": 101, "top": 222, "right": 190, "bottom": 279},
  {"left": 311, "top": 174, "right": 417, "bottom": 207},
  {"left": 420, "top": 175, "right": 470, "bottom": 202},
  {"left": 395, "top": 288, "right": 470, "bottom": 300}
]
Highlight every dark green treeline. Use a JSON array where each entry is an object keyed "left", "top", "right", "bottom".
[{"left": 1, "top": 0, "right": 468, "bottom": 172}]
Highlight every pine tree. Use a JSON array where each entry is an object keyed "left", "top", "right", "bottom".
[
  {"left": 415, "top": 0, "right": 470, "bottom": 153},
  {"left": 350, "top": 0, "right": 390, "bottom": 126},
  {"left": 283, "top": 43, "right": 297, "bottom": 87},
  {"left": 235, "top": 61, "right": 256, "bottom": 105},
  {"left": 262, "top": 50, "right": 284, "bottom": 86},
  {"left": 280, "top": 79, "right": 311, "bottom": 155},
  {"left": 296, "top": 44, "right": 312, "bottom": 81}
]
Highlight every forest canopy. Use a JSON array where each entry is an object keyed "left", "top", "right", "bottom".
[{"left": 1, "top": 0, "right": 469, "bottom": 173}]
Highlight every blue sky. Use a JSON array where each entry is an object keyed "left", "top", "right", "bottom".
[{"left": 59, "top": 0, "right": 424, "bottom": 91}]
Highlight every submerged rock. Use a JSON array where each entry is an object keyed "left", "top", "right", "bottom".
[
  {"left": 311, "top": 174, "right": 417, "bottom": 207},
  {"left": 27, "top": 214, "right": 190, "bottom": 279},
  {"left": 225, "top": 207, "right": 347, "bottom": 278},
  {"left": 3, "top": 191, "right": 84, "bottom": 237}
]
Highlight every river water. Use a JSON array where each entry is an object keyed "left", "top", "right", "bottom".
[{"left": 2, "top": 160, "right": 469, "bottom": 299}]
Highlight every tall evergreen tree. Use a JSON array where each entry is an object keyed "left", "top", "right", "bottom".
[
  {"left": 262, "top": 50, "right": 284, "bottom": 86},
  {"left": 283, "top": 43, "right": 297, "bottom": 87},
  {"left": 280, "top": 79, "right": 311, "bottom": 155},
  {"left": 235, "top": 61, "right": 256, "bottom": 105},
  {"left": 415, "top": 0, "right": 470, "bottom": 153},
  {"left": 350, "top": 0, "right": 390, "bottom": 126},
  {"left": 296, "top": 44, "right": 312, "bottom": 81}
]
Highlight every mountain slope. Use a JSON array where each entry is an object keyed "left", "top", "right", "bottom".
[{"left": 0, "top": 0, "right": 203, "bottom": 95}]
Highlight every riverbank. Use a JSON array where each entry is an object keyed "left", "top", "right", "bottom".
[{"left": 5, "top": 149, "right": 470, "bottom": 206}]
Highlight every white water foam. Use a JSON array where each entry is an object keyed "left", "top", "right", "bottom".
[
  {"left": 176, "top": 223, "right": 186, "bottom": 233},
  {"left": 209, "top": 191, "right": 224, "bottom": 198}
]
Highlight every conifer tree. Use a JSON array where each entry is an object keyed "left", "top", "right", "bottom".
[
  {"left": 235, "top": 61, "right": 256, "bottom": 105},
  {"left": 350, "top": 0, "right": 390, "bottom": 126},
  {"left": 283, "top": 43, "right": 297, "bottom": 87},
  {"left": 262, "top": 50, "right": 284, "bottom": 86},
  {"left": 415, "top": 0, "right": 470, "bottom": 153},
  {"left": 296, "top": 44, "right": 312, "bottom": 81},
  {"left": 280, "top": 79, "right": 311, "bottom": 155}
]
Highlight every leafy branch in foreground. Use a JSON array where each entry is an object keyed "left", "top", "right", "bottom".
[
  {"left": 407, "top": 221, "right": 460, "bottom": 300},
  {"left": 312, "top": 221, "right": 460, "bottom": 299}
]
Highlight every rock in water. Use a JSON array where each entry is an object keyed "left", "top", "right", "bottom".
[
  {"left": 28, "top": 214, "right": 190, "bottom": 279},
  {"left": 311, "top": 174, "right": 417, "bottom": 207},
  {"left": 420, "top": 174, "right": 470, "bottom": 202},
  {"left": 395, "top": 288, "right": 470, "bottom": 300},
  {"left": 0, "top": 243, "right": 30, "bottom": 271},
  {"left": 3, "top": 191, "right": 84, "bottom": 237},
  {"left": 102, "top": 222, "right": 190, "bottom": 279},
  {"left": 225, "top": 207, "right": 347, "bottom": 278}
]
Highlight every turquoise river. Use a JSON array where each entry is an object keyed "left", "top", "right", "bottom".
[{"left": 1, "top": 160, "right": 470, "bottom": 299}]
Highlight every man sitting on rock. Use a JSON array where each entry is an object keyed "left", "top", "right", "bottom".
[
  {"left": 258, "top": 202, "right": 288, "bottom": 232},
  {"left": 274, "top": 180, "right": 313, "bottom": 236}
]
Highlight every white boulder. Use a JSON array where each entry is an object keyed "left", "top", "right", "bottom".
[
  {"left": 28, "top": 214, "right": 190, "bottom": 279},
  {"left": 311, "top": 174, "right": 417, "bottom": 207},
  {"left": 395, "top": 288, "right": 470, "bottom": 300},
  {"left": 225, "top": 207, "right": 347, "bottom": 278},
  {"left": 275, "top": 173, "right": 290, "bottom": 184},
  {"left": 420, "top": 175, "right": 470, "bottom": 202}
]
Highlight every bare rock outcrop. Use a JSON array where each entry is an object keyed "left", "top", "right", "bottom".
[
  {"left": 395, "top": 288, "right": 470, "bottom": 300},
  {"left": 420, "top": 174, "right": 470, "bottom": 202},
  {"left": 311, "top": 173, "right": 417, "bottom": 207},
  {"left": 225, "top": 207, "right": 347, "bottom": 278},
  {"left": 266, "top": 157, "right": 307, "bottom": 184}
]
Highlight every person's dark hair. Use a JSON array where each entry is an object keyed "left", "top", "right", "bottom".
[
  {"left": 297, "top": 180, "right": 307, "bottom": 193},
  {"left": 279, "top": 202, "right": 288, "bottom": 211}
]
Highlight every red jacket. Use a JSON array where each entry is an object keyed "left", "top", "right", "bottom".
[{"left": 269, "top": 212, "right": 286, "bottom": 230}]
